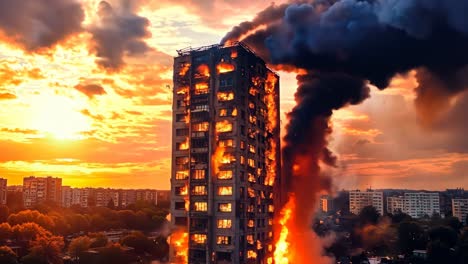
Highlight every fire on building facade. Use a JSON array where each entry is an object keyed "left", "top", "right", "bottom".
[{"left": 170, "top": 42, "right": 281, "bottom": 264}]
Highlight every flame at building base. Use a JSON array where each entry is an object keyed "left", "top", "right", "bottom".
[
  {"left": 274, "top": 194, "right": 295, "bottom": 264},
  {"left": 170, "top": 230, "right": 188, "bottom": 264}
]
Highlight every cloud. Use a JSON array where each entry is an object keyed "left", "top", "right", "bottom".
[
  {"left": 0, "top": 0, "right": 84, "bottom": 50},
  {"left": 0, "top": 128, "right": 38, "bottom": 134},
  {"left": 74, "top": 83, "right": 107, "bottom": 98},
  {"left": 89, "top": 0, "right": 152, "bottom": 69},
  {"left": 0, "top": 93, "right": 17, "bottom": 100}
]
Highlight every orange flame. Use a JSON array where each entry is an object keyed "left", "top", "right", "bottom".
[
  {"left": 196, "top": 64, "right": 210, "bottom": 77},
  {"left": 179, "top": 63, "right": 191, "bottom": 76},
  {"left": 216, "top": 120, "right": 233, "bottom": 133},
  {"left": 179, "top": 184, "right": 188, "bottom": 196},
  {"left": 231, "top": 49, "right": 238, "bottom": 59},
  {"left": 218, "top": 186, "right": 232, "bottom": 195},
  {"left": 274, "top": 195, "right": 296, "bottom": 264},
  {"left": 231, "top": 107, "right": 238, "bottom": 116},
  {"left": 217, "top": 91, "right": 234, "bottom": 101},
  {"left": 195, "top": 82, "right": 209, "bottom": 94},
  {"left": 217, "top": 62, "right": 235, "bottom": 73},
  {"left": 265, "top": 72, "right": 278, "bottom": 134},
  {"left": 171, "top": 230, "right": 188, "bottom": 263},
  {"left": 176, "top": 86, "right": 189, "bottom": 95},
  {"left": 179, "top": 137, "right": 189, "bottom": 150}
]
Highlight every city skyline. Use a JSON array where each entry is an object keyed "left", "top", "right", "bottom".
[{"left": 0, "top": 1, "right": 467, "bottom": 191}]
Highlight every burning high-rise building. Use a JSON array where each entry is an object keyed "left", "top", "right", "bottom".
[{"left": 170, "top": 42, "right": 281, "bottom": 264}]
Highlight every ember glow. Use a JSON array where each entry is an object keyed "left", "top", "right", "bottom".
[
  {"left": 215, "top": 120, "right": 233, "bottom": 133},
  {"left": 196, "top": 64, "right": 210, "bottom": 77},
  {"left": 216, "top": 62, "right": 235, "bottom": 73},
  {"left": 171, "top": 230, "right": 188, "bottom": 264},
  {"left": 274, "top": 195, "right": 295, "bottom": 264}
]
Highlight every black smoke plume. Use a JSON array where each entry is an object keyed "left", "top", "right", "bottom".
[
  {"left": 90, "top": 0, "right": 152, "bottom": 69},
  {"left": 222, "top": 0, "right": 468, "bottom": 251},
  {"left": 0, "top": 0, "right": 84, "bottom": 50}
]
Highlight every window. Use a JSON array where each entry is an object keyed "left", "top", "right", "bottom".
[
  {"left": 247, "top": 219, "right": 254, "bottom": 228},
  {"left": 240, "top": 156, "right": 245, "bottom": 165},
  {"left": 192, "top": 104, "right": 209, "bottom": 112},
  {"left": 194, "top": 83, "right": 209, "bottom": 94},
  {"left": 248, "top": 159, "right": 255, "bottom": 168},
  {"left": 247, "top": 250, "right": 257, "bottom": 259},
  {"left": 248, "top": 187, "right": 255, "bottom": 197},
  {"left": 192, "top": 122, "right": 209, "bottom": 132},
  {"left": 220, "top": 78, "right": 233, "bottom": 87},
  {"left": 247, "top": 235, "right": 254, "bottom": 245},
  {"left": 217, "top": 236, "right": 231, "bottom": 245},
  {"left": 218, "top": 186, "right": 232, "bottom": 196},
  {"left": 240, "top": 141, "right": 245, "bottom": 150},
  {"left": 175, "top": 202, "right": 186, "bottom": 210},
  {"left": 248, "top": 145, "right": 256, "bottom": 153},
  {"left": 218, "top": 203, "right": 232, "bottom": 212},
  {"left": 176, "top": 114, "right": 187, "bottom": 122},
  {"left": 175, "top": 170, "right": 189, "bottom": 180},
  {"left": 217, "top": 219, "right": 232, "bottom": 229},
  {"left": 218, "top": 170, "right": 233, "bottom": 180},
  {"left": 192, "top": 170, "right": 206, "bottom": 180},
  {"left": 219, "top": 139, "right": 235, "bottom": 148},
  {"left": 216, "top": 121, "right": 233, "bottom": 133},
  {"left": 175, "top": 186, "right": 188, "bottom": 196},
  {"left": 249, "top": 115, "right": 257, "bottom": 124},
  {"left": 176, "top": 128, "right": 189, "bottom": 136},
  {"left": 192, "top": 185, "right": 207, "bottom": 195},
  {"left": 268, "top": 205, "right": 274, "bottom": 212},
  {"left": 217, "top": 92, "right": 234, "bottom": 101},
  {"left": 193, "top": 202, "right": 207, "bottom": 211},
  {"left": 219, "top": 108, "right": 228, "bottom": 117},
  {"left": 191, "top": 234, "right": 207, "bottom": 244}
]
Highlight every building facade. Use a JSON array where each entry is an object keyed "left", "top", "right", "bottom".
[
  {"left": 0, "top": 178, "right": 7, "bottom": 205},
  {"left": 452, "top": 198, "right": 468, "bottom": 224},
  {"left": 403, "top": 192, "right": 440, "bottom": 218},
  {"left": 23, "top": 176, "right": 62, "bottom": 208},
  {"left": 170, "top": 42, "right": 281, "bottom": 264},
  {"left": 387, "top": 196, "right": 404, "bottom": 214},
  {"left": 349, "top": 190, "right": 384, "bottom": 215},
  {"left": 319, "top": 195, "right": 334, "bottom": 214}
]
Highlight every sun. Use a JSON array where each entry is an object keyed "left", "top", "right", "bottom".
[{"left": 30, "top": 94, "right": 91, "bottom": 140}]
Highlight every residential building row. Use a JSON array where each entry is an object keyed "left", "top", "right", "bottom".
[{"left": 0, "top": 176, "right": 169, "bottom": 209}]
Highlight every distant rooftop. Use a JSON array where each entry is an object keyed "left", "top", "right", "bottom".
[{"left": 176, "top": 41, "right": 256, "bottom": 56}]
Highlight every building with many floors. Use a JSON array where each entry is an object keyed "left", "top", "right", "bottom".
[
  {"left": 387, "top": 196, "right": 404, "bottom": 214},
  {"left": 403, "top": 192, "right": 440, "bottom": 218},
  {"left": 0, "top": 178, "right": 7, "bottom": 205},
  {"left": 349, "top": 190, "right": 384, "bottom": 215},
  {"left": 170, "top": 42, "right": 281, "bottom": 264},
  {"left": 452, "top": 198, "right": 468, "bottom": 224},
  {"left": 23, "top": 176, "right": 62, "bottom": 208}
]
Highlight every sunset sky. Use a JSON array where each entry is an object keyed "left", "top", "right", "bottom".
[{"left": 0, "top": 0, "right": 467, "bottom": 190}]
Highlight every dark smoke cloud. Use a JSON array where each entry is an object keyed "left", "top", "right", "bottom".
[
  {"left": 0, "top": 0, "right": 84, "bottom": 50},
  {"left": 74, "top": 83, "right": 107, "bottom": 99},
  {"left": 222, "top": 0, "right": 468, "bottom": 253},
  {"left": 90, "top": 0, "right": 152, "bottom": 69}
]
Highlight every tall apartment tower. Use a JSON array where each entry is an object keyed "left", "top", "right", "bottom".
[
  {"left": 0, "top": 178, "right": 7, "bottom": 205},
  {"left": 170, "top": 42, "right": 281, "bottom": 264},
  {"left": 23, "top": 176, "right": 62, "bottom": 208}
]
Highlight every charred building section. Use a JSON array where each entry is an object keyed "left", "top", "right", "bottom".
[{"left": 170, "top": 42, "right": 281, "bottom": 264}]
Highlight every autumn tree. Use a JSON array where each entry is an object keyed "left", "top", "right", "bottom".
[
  {"left": 22, "top": 235, "right": 64, "bottom": 264},
  {"left": 8, "top": 210, "right": 55, "bottom": 230},
  {"left": 68, "top": 236, "right": 92, "bottom": 261}
]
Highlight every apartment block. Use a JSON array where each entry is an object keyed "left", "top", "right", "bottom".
[
  {"left": 319, "top": 195, "right": 334, "bottom": 213},
  {"left": 0, "top": 178, "right": 7, "bottom": 205},
  {"left": 170, "top": 42, "right": 281, "bottom": 264},
  {"left": 387, "top": 196, "right": 404, "bottom": 214},
  {"left": 349, "top": 190, "right": 384, "bottom": 215},
  {"left": 452, "top": 198, "right": 468, "bottom": 224},
  {"left": 23, "top": 176, "right": 62, "bottom": 208},
  {"left": 403, "top": 192, "right": 440, "bottom": 218}
]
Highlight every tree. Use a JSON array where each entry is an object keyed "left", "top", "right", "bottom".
[
  {"left": 152, "top": 236, "right": 169, "bottom": 260},
  {"left": 107, "top": 199, "right": 115, "bottom": 210},
  {"left": 0, "top": 205, "right": 10, "bottom": 223},
  {"left": 0, "top": 223, "right": 12, "bottom": 242},
  {"left": 359, "top": 205, "right": 380, "bottom": 225},
  {"left": 120, "top": 231, "right": 152, "bottom": 254},
  {"left": 427, "top": 226, "right": 458, "bottom": 264},
  {"left": 96, "top": 243, "right": 131, "bottom": 264},
  {"left": 89, "top": 232, "right": 108, "bottom": 248},
  {"left": 0, "top": 246, "right": 18, "bottom": 264},
  {"left": 7, "top": 210, "right": 55, "bottom": 230},
  {"left": 444, "top": 217, "right": 462, "bottom": 233},
  {"left": 23, "top": 235, "right": 64, "bottom": 264},
  {"left": 397, "top": 221, "right": 425, "bottom": 255},
  {"left": 68, "top": 236, "right": 92, "bottom": 261}
]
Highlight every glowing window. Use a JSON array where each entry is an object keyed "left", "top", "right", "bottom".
[
  {"left": 248, "top": 159, "right": 255, "bottom": 168},
  {"left": 218, "top": 170, "right": 233, "bottom": 180},
  {"left": 192, "top": 122, "right": 209, "bottom": 132},
  {"left": 191, "top": 234, "right": 207, "bottom": 244},
  {"left": 192, "top": 169, "right": 206, "bottom": 180},
  {"left": 219, "top": 108, "right": 228, "bottom": 117},
  {"left": 192, "top": 185, "right": 207, "bottom": 195},
  {"left": 218, "top": 203, "right": 232, "bottom": 212},
  {"left": 247, "top": 250, "right": 257, "bottom": 259},
  {"left": 217, "top": 236, "right": 231, "bottom": 245},
  {"left": 217, "top": 219, "right": 232, "bottom": 229},
  {"left": 193, "top": 202, "right": 207, "bottom": 211},
  {"left": 218, "top": 186, "right": 232, "bottom": 196},
  {"left": 175, "top": 170, "right": 189, "bottom": 180},
  {"left": 217, "top": 92, "right": 234, "bottom": 101}
]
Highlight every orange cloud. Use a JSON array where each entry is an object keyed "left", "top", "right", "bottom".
[{"left": 74, "top": 83, "right": 107, "bottom": 98}]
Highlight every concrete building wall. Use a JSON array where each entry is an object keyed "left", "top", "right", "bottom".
[
  {"left": 349, "top": 190, "right": 384, "bottom": 215},
  {"left": 452, "top": 198, "right": 468, "bottom": 224},
  {"left": 404, "top": 192, "right": 440, "bottom": 218},
  {"left": 170, "top": 42, "right": 280, "bottom": 264},
  {"left": 387, "top": 196, "right": 404, "bottom": 214},
  {"left": 0, "top": 178, "right": 7, "bottom": 205}
]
